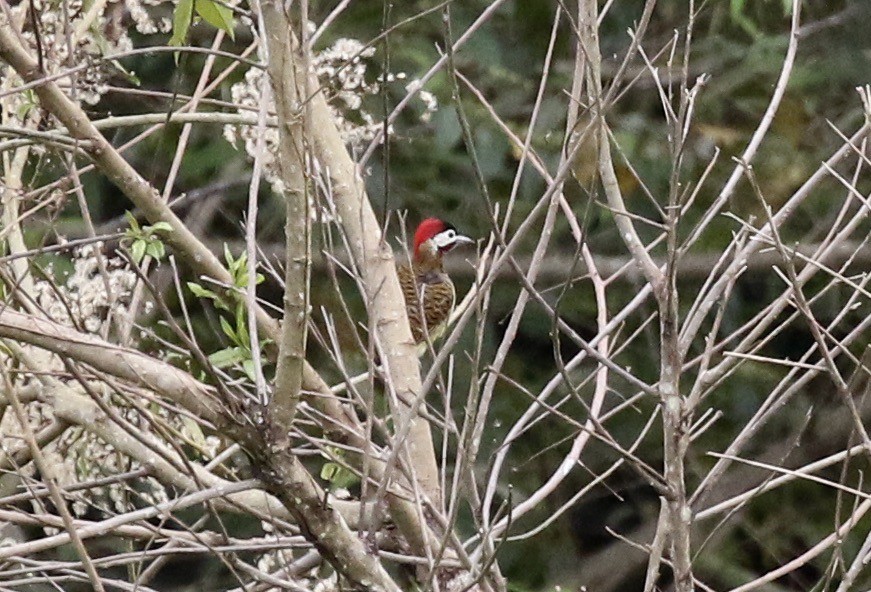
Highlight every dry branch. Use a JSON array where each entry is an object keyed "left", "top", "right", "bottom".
[{"left": 261, "top": 0, "right": 311, "bottom": 438}]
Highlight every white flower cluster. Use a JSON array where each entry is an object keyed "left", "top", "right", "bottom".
[
  {"left": 225, "top": 67, "right": 281, "bottom": 183},
  {"left": 0, "top": 383, "right": 216, "bottom": 521},
  {"left": 223, "top": 37, "right": 385, "bottom": 171},
  {"left": 405, "top": 78, "right": 438, "bottom": 123},
  {"left": 255, "top": 548, "right": 338, "bottom": 592},
  {"left": 127, "top": 0, "right": 174, "bottom": 36},
  {"left": 1, "top": 0, "right": 172, "bottom": 115},
  {"left": 316, "top": 38, "right": 379, "bottom": 113},
  {"left": 50, "top": 402, "right": 173, "bottom": 518},
  {"left": 34, "top": 243, "right": 137, "bottom": 334},
  {"left": 0, "top": 401, "right": 53, "bottom": 473},
  {"left": 224, "top": 36, "right": 439, "bottom": 191},
  {"left": 255, "top": 547, "right": 293, "bottom": 574},
  {"left": 0, "top": 243, "right": 222, "bottom": 521},
  {"left": 7, "top": 2, "right": 105, "bottom": 109}
]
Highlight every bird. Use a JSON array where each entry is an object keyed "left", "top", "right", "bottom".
[{"left": 397, "top": 217, "right": 474, "bottom": 352}]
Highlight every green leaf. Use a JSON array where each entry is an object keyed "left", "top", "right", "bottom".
[
  {"left": 125, "top": 211, "right": 141, "bottom": 233},
  {"left": 194, "top": 0, "right": 235, "bottom": 40},
  {"left": 208, "top": 346, "right": 247, "bottom": 368},
  {"left": 131, "top": 240, "right": 146, "bottom": 264},
  {"left": 15, "top": 90, "right": 38, "bottom": 121},
  {"left": 331, "top": 466, "right": 360, "bottom": 489},
  {"left": 320, "top": 462, "right": 339, "bottom": 482},
  {"left": 235, "top": 303, "right": 249, "bottom": 345},
  {"left": 181, "top": 416, "right": 207, "bottom": 448},
  {"left": 237, "top": 318, "right": 250, "bottom": 346},
  {"left": 219, "top": 315, "right": 236, "bottom": 341},
  {"left": 145, "top": 241, "right": 165, "bottom": 261},
  {"left": 169, "top": 0, "right": 194, "bottom": 54},
  {"left": 233, "top": 260, "right": 247, "bottom": 287},
  {"left": 16, "top": 100, "right": 34, "bottom": 121},
  {"left": 242, "top": 359, "right": 256, "bottom": 381},
  {"left": 187, "top": 282, "right": 216, "bottom": 300},
  {"left": 320, "top": 462, "right": 359, "bottom": 489},
  {"left": 149, "top": 221, "right": 174, "bottom": 233},
  {"left": 225, "top": 248, "right": 249, "bottom": 287}
]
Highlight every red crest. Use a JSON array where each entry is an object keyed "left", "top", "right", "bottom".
[{"left": 413, "top": 218, "right": 447, "bottom": 259}]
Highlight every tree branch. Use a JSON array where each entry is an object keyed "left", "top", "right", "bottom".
[{"left": 260, "top": 0, "right": 311, "bottom": 444}]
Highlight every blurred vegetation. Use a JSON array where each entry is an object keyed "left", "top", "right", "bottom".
[{"left": 31, "top": 0, "right": 871, "bottom": 589}]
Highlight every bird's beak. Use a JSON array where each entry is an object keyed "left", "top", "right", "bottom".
[{"left": 454, "top": 235, "right": 475, "bottom": 247}]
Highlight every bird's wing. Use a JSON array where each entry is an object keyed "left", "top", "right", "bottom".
[
  {"left": 420, "top": 279, "right": 455, "bottom": 344},
  {"left": 397, "top": 263, "right": 425, "bottom": 343}
]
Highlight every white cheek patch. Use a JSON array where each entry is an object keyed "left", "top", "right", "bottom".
[{"left": 433, "top": 230, "right": 456, "bottom": 249}]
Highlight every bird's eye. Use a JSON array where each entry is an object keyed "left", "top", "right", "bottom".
[{"left": 433, "top": 228, "right": 458, "bottom": 249}]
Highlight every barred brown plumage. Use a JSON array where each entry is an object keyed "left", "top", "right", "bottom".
[
  {"left": 398, "top": 218, "right": 474, "bottom": 353},
  {"left": 397, "top": 262, "right": 455, "bottom": 344}
]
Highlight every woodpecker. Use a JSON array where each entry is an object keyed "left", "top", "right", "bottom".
[{"left": 397, "top": 218, "right": 474, "bottom": 351}]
